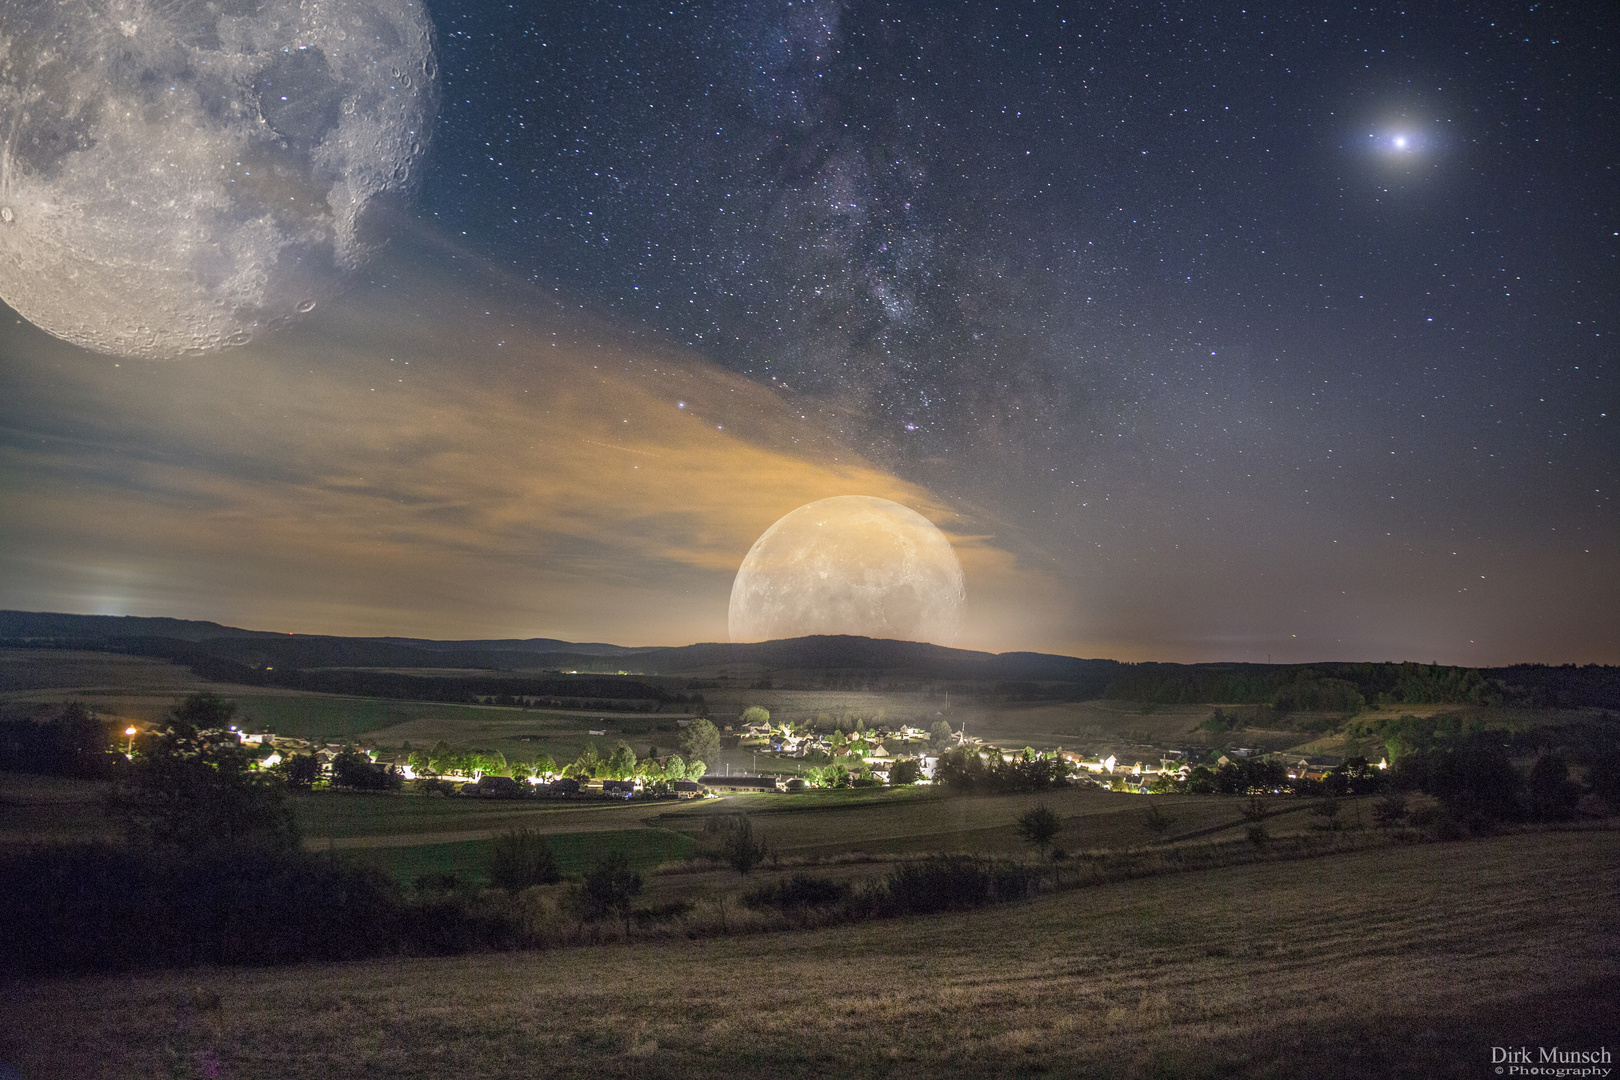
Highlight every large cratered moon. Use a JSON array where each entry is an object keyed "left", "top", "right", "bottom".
[
  {"left": 0, "top": 0, "right": 437, "bottom": 359},
  {"left": 729, "top": 496, "right": 966, "bottom": 645}
]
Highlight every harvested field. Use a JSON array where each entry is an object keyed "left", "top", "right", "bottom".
[{"left": 3, "top": 829, "right": 1614, "bottom": 1079}]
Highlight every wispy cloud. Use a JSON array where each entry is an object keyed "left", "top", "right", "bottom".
[{"left": 0, "top": 239, "right": 1061, "bottom": 648}]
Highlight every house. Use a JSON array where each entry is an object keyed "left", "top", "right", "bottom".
[
  {"left": 698, "top": 774, "right": 784, "bottom": 793},
  {"left": 602, "top": 779, "right": 636, "bottom": 798},
  {"left": 671, "top": 779, "right": 706, "bottom": 798},
  {"left": 548, "top": 777, "right": 582, "bottom": 797},
  {"left": 472, "top": 775, "right": 523, "bottom": 798}
]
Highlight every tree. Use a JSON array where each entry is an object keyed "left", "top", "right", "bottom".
[
  {"left": 929, "top": 720, "right": 955, "bottom": 749},
  {"left": 1527, "top": 753, "right": 1578, "bottom": 821},
  {"left": 685, "top": 758, "right": 707, "bottom": 780},
  {"left": 1242, "top": 795, "right": 1272, "bottom": 847},
  {"left": 680, "top": 717, "right": 721, "bottom": 766},
  {"left": 488, "top": 828, "right": 561, "bottom": 892},
  {"left": 888, "top": 758, "right": 922, "bottom": 786},
  {"left": 1141, "top": 802, "right": 1176, "bottom": 839},
  {"left": 532, "top": 751, "right": 557, "bottom": 778},
  {"left": 108, "top": 694, "right": 300, "bottom": 854},
  {"left": 1186, "top": 765, "right": 1217, "bottom": 795},
  {"left": 428, "top": 740, "right": 458, "bottom": 775},
  {"left": 573, "top": 742, "right": 602, "bottom": 779},
  {"left": 605, "top": 742, "right": 637, "bottom": 781},
  {"left": 721, "top": 814, "right": 767, "bottom": 875},
  {"left": 578, "top": 852, "right": 642, "bottom": 927},
  {"left": 331, "top": 749, "right": 401, "bottom": 791},
  {"left": 0, "top": 700, "right": 119, "bottom": 778},
  {"left": 1016, "top": 803, "right": 1062, "bottom": 862},
  {"left": 1309, "top": 797, "right": 1343, "bottom": 831},
  {"left": 279, "top": 753, "right": 319, "bottom": 790},
  {"left": 663, "top": 754, "right": 687, "bottom": 781},
  {"left": 1373, "top": 792, "right": 1408, "bottom": 828},
  {"left": 740, "top": 705, "right": 770, "bottom": 727}
]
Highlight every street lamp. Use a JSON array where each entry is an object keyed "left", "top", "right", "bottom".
[{"left": 124, "top": 726, "right": 137, "bottom": 755}]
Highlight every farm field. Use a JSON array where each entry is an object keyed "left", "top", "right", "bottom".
[
  {"left": 4, "top": 828, "right": 1613, "bottom": 1080},
  {"left": 0, "top": 649, "right": 222, "bottom": 724},
  {"left": 0, "top": 767, "right": 1331, "bottom": 890}
]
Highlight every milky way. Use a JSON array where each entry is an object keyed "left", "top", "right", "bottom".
[{"left": 417, "top": 1, "right": 1616, "bottom": 662}]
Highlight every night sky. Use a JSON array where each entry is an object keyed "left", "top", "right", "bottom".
[{"left": 0, "top": 0, "right": 1615, "bottom": 664}]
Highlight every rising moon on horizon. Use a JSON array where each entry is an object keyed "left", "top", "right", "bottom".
[
  {"left": 728, "top": 496, "right": 966, "bottom": 646},
  {"left": 0, "top": 0, "right": 436, "bottom": 360}
]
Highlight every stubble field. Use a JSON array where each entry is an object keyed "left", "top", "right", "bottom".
[{"left": 3, "top": 828, "right": 1613, "bottom": 1080}]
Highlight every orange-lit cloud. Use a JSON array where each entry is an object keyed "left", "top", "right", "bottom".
[{"left": 0, "top": 234, "right": 1067, "bottom": 650}]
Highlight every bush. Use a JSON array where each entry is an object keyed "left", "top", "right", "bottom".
[
  {"left": 0, "top": 843, "right": 404, "bottom": 974},
  {"left": 574, "top": 852, "right": 642, "bottom": 922},
  {"left": 743, "top": 873, "right": 851, "bottom": 911},
  {"left": 1395, "top": 739, "right": 1523, "bottom": 824},
  {"left": 487, "top": 828, "right": 561, "bottom": 892},
  {"left": 872, "top": 856, "right": 1037, "bottom": 917}
]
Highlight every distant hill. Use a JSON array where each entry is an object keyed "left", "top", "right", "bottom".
[
  {"left": 3, "top": 610, "right": 1617, "bottom": 709},
  {"left": 0, "top": 610, "right": 1122, "bottom": 697}
]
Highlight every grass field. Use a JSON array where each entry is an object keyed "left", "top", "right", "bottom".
[
  {"left": 340, "top": 827, "right": 697, "bottom": 883},
  {"left": 3, "top": 828, "right": 1613, "bottom": 1079},
  {"left": 1, "top": 769, "right": 1342, "bottom": 894}
]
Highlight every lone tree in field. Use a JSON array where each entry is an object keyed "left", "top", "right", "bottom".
[
  {"left": 722, "top": 814, "right": 768, "bottom": 875},
  {"left": 1016, "top": 803, "right": 1062, "bottom": 862},
  {"left": 740, "top": 705, "right": 770, "bottom": 727},
  {"left": 1242, "top": 795, "right": 1272, "bottom": 847},
  {"left": 1141, "top": 801, "right": 1176, "bottom": 840}
]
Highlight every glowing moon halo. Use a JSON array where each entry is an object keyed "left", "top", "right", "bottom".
[{"left": 728, "top": 496, "right": 966, "bottom": 645}]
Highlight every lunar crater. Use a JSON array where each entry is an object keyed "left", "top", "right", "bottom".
[{"left": 0, "top": 0, "right": 438, "bottom": 359}]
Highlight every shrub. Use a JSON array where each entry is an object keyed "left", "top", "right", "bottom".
[
  {"left": 487, "top": 828, "right": 562, "bottom": 892},
  {"left": 573, "top": 852, "right": 642, "bottom": 922},
  {"left": 873, "top": 855, "right": 1037, "bottom": 917},
  {"left": 743, "top": 873, "right": 851, "bottom": 911},
  {"left": 0, "top": 843, "right": 403, "bottom": 973}
]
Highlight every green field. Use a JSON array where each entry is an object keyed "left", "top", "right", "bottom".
[
  {"left": 340, "top": 827, "right": 697, "bottom": 884},
  {"left": 1, "top": 769, "right": 1348, "bottom": 894},
  {"left": 4, "top": 828, "right": 1612, "bottom": 1079}
]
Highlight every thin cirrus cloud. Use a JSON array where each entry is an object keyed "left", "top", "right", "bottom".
[{"left": 0, "top": 237, "right": 1055, "bottom": 650}]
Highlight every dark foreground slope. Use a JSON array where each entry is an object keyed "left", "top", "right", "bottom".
[{"left": 4, "top": 828, "right": 1614, "bottom": 1080}]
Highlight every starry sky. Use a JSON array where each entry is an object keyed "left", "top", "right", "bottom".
[{"left": 1, "top": 0, "right": 1616, "bottom": 663}]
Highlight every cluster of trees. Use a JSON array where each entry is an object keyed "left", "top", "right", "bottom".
[
  {"left": 933, "top": 746, "right": 1067, "bottom": 793},
  {"left": 1386, "top": 737, "right": 1614, "bottom": 828},
  {"left": 397, "top": 718, "right": 722, "bottom": 785},
  {"left": 1104, "top": 662, "right": 1510, "bottom": 710},
  {"left": 0, "top": 701, "right": 125, "bottom": 779},
  {"left": 1178, "top": 757, "right": 1386, "bottom": 797}
]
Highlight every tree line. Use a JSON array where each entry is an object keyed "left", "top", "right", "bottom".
[{"left": 1103, "top": 660, "right": 1620, "bottom": 710}]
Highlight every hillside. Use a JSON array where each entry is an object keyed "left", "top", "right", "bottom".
[
  {"left": 4, "top": 610, "right": 1618, "bottom": 709},
  {"left": 4, "top": 828, "right": 1613, "bottom": 1079}
]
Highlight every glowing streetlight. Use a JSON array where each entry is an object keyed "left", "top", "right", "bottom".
[{"left": 124, "top": 726, "right": 137, "bottom": 755}]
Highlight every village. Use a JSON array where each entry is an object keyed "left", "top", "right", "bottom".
[{"left": 219, "top": 710, "right": 1377, "bottom": 799}]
